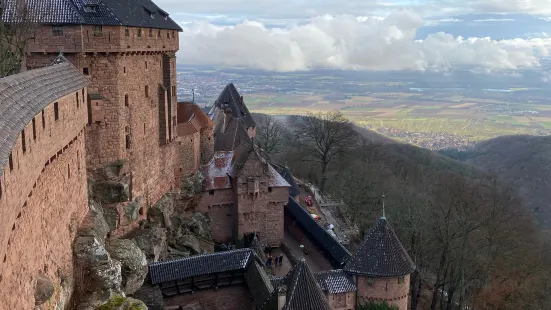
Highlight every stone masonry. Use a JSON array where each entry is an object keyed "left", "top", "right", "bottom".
[
  {"left": 27, "top": 23, "right": 182, "bottom": 232},
  {"left": 0, "top": 91, "right": 89, "bottom": 309},
  {"left": 355, "top": 274, "right": 411, "bottom": 310}
]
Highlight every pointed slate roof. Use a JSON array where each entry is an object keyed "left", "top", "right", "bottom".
[
  {"left": 344, "top": 218, "right": 415, "bottom": 277},
  {"left": 0, "top": 55, "right": 89, "bottom": 177},
  {"left": 261, "top": 259, "right": 331, "bottom": 310},
  {"left": 214, "top": 83, "right": 256, "bottom": 129},
  {"left": 1, "top": 0, "right": 182, "bottom": 30}
]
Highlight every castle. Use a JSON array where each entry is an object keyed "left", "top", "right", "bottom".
[{"left": 0, "top": 1, "right": 415, "bottom": 309}]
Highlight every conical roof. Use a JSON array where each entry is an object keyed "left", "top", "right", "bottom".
[
  {"left": 261, "top": 259, "right": 331, "bottom": 310},
  {"left": 344, "top": 218, "right": 415, "bottom": 277}
]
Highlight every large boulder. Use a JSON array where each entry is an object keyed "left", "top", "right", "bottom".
[
  {"left": 121, "top": 198, "right": 142, "bottom": 226},
  {"left": 74, "top": 236, "right": 122, "bottom": 308},
  {"left": 90, "top": 176, "right": 131, "bottom": 204},
  {"left": 95, "top": 295, "right": 147, "bottom": 310},
  {"left": 105, "top": 239, "right": 148, "bottom": 295},
  {"left": 147, "top": 194, "right": 174, "bottom": 229},
  {"left": 180, "top": 172, "right": 205, "bottom": 199},
  {"left": 34, "top": 273, "right": 55, "bottom": 305},
  {"left": 131, "top": 227, "right": 167, "bottom": 263},
  {"left": 79, "top": 201, "right": 110, "bottom": 243},
  {"left": 174, "top": 235, "right": 201, "bottom": 254},
  {"left": 131, "top": 285, "right": 164, "bottom": 310}
]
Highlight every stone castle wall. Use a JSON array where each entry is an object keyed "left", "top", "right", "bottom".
[
  {"left": 235, "top": 157, "right": 288, "bottom": 247},
  {"left": 197, "top": 189, "right": 236, "bottom": 243},
  {"left": 28, "top": 25, "right": 179, "bottom": 54},
  {"left": 27, "top": 25, "right": 181, "bottom": 233},
  {"left": 0, "top": 91, "right": 89, "bottom": 309},
  {"left": 326, "top": 291, "right": 356, "bottom": 310},
  {"left": 355, "top": 274, "right": 410, "bottom": 310}
]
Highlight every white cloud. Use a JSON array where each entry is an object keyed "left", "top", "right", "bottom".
[
  {"left": 177, "top": 10, "right": 551, "bottom": 71},
  {"left": 466, "top": 0, "right": 551, "bottom": 15},
  {"left": 473, "top": 18, "right": 516, "bottom": 22}
]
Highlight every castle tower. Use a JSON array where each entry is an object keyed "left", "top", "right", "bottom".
[
  {"left": 21, "top": 0, "right": 182, "bottom": 231},
  {"left": 344, "top": 216, "right": 416, "bottom": 310}
]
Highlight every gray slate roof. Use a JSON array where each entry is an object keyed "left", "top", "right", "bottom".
[
  {"left": 314, "top": 269, "right": 356, "bottom": 294},
  {"left": 214, "top": 83, "right": 256, "bottom": 129},
  {"left": 0, "top": 55, "right": 89, "bottom": 177},
  {"left": 343, "top": 218, "right": 416, "bottom": 277},
  {"left": 148, "top": 248, "right": 255, "bottom": 285},
  {"left": 261, "top": 259, "right": 331, "bottom": 310},
  {"left": 1, "top": 0, "right": 182, "bottom": 30},
  {"left": 272, "top": 163, "right": 300, "bottom": 197}
]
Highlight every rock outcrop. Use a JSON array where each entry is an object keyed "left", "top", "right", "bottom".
[
  {"left": 105, "top": 239, "right": 148, "bottom": 295},
  {"left": 131, "top": 285, "right": 165, "bottom": 310},
  {"left": 95, "top": 295, "right": 147, "bottom": 310},
  {"left": 130, "top": 227, "right": 167, "bottom": 264},
  {"left": 88, "top": 160, "right": 131, "bottom": 204},
  {"left": 34, "top": 273, "right": 55, "bottom": 305}
]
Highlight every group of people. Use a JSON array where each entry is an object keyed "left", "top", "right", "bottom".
[{"left": 266, "top": 253, "right": 284, "bottom": 268}]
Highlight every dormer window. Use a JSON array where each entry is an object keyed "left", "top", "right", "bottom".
[{"left": 84, "top": 5, "right": 97, "bottom": 12}]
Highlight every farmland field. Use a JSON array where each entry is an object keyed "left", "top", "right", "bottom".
[{"left": 245, "top": 93, "right": 551, "bottom": 143}]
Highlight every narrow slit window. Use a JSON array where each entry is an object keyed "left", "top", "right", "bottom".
[
  {"left": 54, "top": 102, "right": 59, "bottom": 121},
  {"left": 76, "top": 92, "right": 79, "bottom": 108},
  {"left": 8, "top": 153, "right": 13, "bottom": 171},
  {"left": 145, "top": 85, "right": 149, "bottom": 97},
  {"left": 21, "top": 129, "right": 26, "bottom": 153},
  {"left": 32, "top": 118, "right": 36, "bottom": 140},
  {"left": 42, "top": 110, "right": 45, "bottom": 128},
  {"left": 125, "top": 94, "right": 129, "bottom": 107}
]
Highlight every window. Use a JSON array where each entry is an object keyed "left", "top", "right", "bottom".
[
  {"left": 93, "top": 25, "right": 102, "bottom": 35},
  {"left": 8, "top": 153, "right": 13, "bottom": 171},
  {"left": 123, "top": 66, "right": 126, "bottom": 74},
  {"left": 84, "top": 5, "right": 97, "bottom": 12},
  {"left": 67, "top": 164, "right": 71, "bottom": 179},
  {"left": 0, "top": 180, "right": 2, "bottom": 199},
  {"left": 145, "top": 85, "right": 149, "bottom": 97},
  {"left": 157, "top": 29, "right": 161, "bottom": 37},
  {"left": 41, "top": 110, "right": 45, "bottom": 128},
  {"left": 54, "top": 102, "right": 59, "bottom": 120},
  {"left": 145, "top": 61, "right": 148, "bottom": 69},
  {"left": 77, "top": 150, "right": 80, "bottom": 172},
  {"left": 76, "top": 92, "right": 79, "bottom": 108},
  {"left": 167, "top": 32, "right": 169, "bottom": 39},
  {"left": 171, "top": 85, "right": 176, "bottom": 96},
  {"left": 21, "top": 129, "right": 26, "bottom": 153},
  {"left": 398, "top": 276, "right": 405, "bottom": 284},
  {"left": 125, "top": 27, "right": 129, "bottom": 36},
  {"left": 83, "top": 67, "right": 89, "bottom": 75},
  {"left": 172, "top": 31, "right": 175, "bottom": 38},
  {"left": 124, "top": 94, "right": 129, "bottom": 107},
  {"left": 268, "top": 187, "right": 272, "bottom": 193},
  {"left": 149, "top": 28, "right": 152, "bottom": 37},
  {"left": 138, "top": 28, "right": 142, "bottom": 37},
  {"left": 125, "top": 134, "right": 131, "bottom": 149},
  {"left": 52, "top": 25, "right": 63, "bottom": 36},
  {"left": 367, "top": 277, "right": 375, "bottom": 286},
  {"left": 209, "top": 190, "right": 215, "bottom": 195},
  {"left": 143, "top": 123, "right": 146, "bottom": 134},
  {"left": 32, "top": 118, "right": 36, "bottom": 140}
]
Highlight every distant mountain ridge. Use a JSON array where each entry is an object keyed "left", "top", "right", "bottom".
[{"left": 442, "top": 135, "right": 551, "bottom": 228}]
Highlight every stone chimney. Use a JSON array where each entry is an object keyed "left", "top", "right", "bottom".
[
  {"left": 277, "top": 285, "right": 287, "bottom": 310},
  {"left": 222, "top": 104, "right": 232, "bottom": 132}
]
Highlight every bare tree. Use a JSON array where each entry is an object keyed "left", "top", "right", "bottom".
[
  {"left": 292, "top": 110, "right": 358, "bottom": 192},
  {"left": 256, "top": 115, "right": 286, "bottom": 155},
  {"left": 0, "top": 0, "right": 40, "bottom": 77}
]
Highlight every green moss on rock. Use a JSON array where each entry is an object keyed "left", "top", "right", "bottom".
[{"left": 95, "top": 294, "right": 147, "bottom": 310}]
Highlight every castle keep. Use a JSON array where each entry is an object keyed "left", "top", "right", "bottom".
[{"left": 0, "top": 1, "right": 416, "bottom": 309}]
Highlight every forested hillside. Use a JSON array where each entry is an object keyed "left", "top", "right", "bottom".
[
  {"left": 441, "top": 135, "right": 551, "bottom": 228},
  {"left": 256, "top": 112, "right": 551, "bottom": 310}
]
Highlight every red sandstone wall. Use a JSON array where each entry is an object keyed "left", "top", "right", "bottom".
[
  {"left": 235, "top": 157, "right": 288, "bottom": 247},
  {"left": 355, "top": 274, "right": 411, "bottom": 310},
  {"left": 0, "top": 91, "right": 88, "bottom": 309},
  {"left": 177, "top": 132, "right": 201, "bottom": 178},
  {"left": 27, "top": 25, "right": 179, "bottom": 54},
  {"left": 197, "top": 189, "right": 235, "bottom": 243},
  {"left": 199, "top": 127, "right": 214, "bottom": 165},
  {"left": 164, "top": 284, "right": 253, "bottom": 310},
  {"left": 326, "top": 292, "right": 355, "bottom": 310}
]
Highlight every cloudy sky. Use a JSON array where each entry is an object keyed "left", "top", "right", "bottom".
[{"left": 155, "top": 0, "right": 551, "bottom": 71}]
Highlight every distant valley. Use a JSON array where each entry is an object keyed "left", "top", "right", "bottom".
[{"left": 177, "top": 65, "right": 551, "bottom": 150}]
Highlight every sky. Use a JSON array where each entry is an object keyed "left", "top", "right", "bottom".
[{"left": 155, "top": 0, "right": 551, "bottom": 72}]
